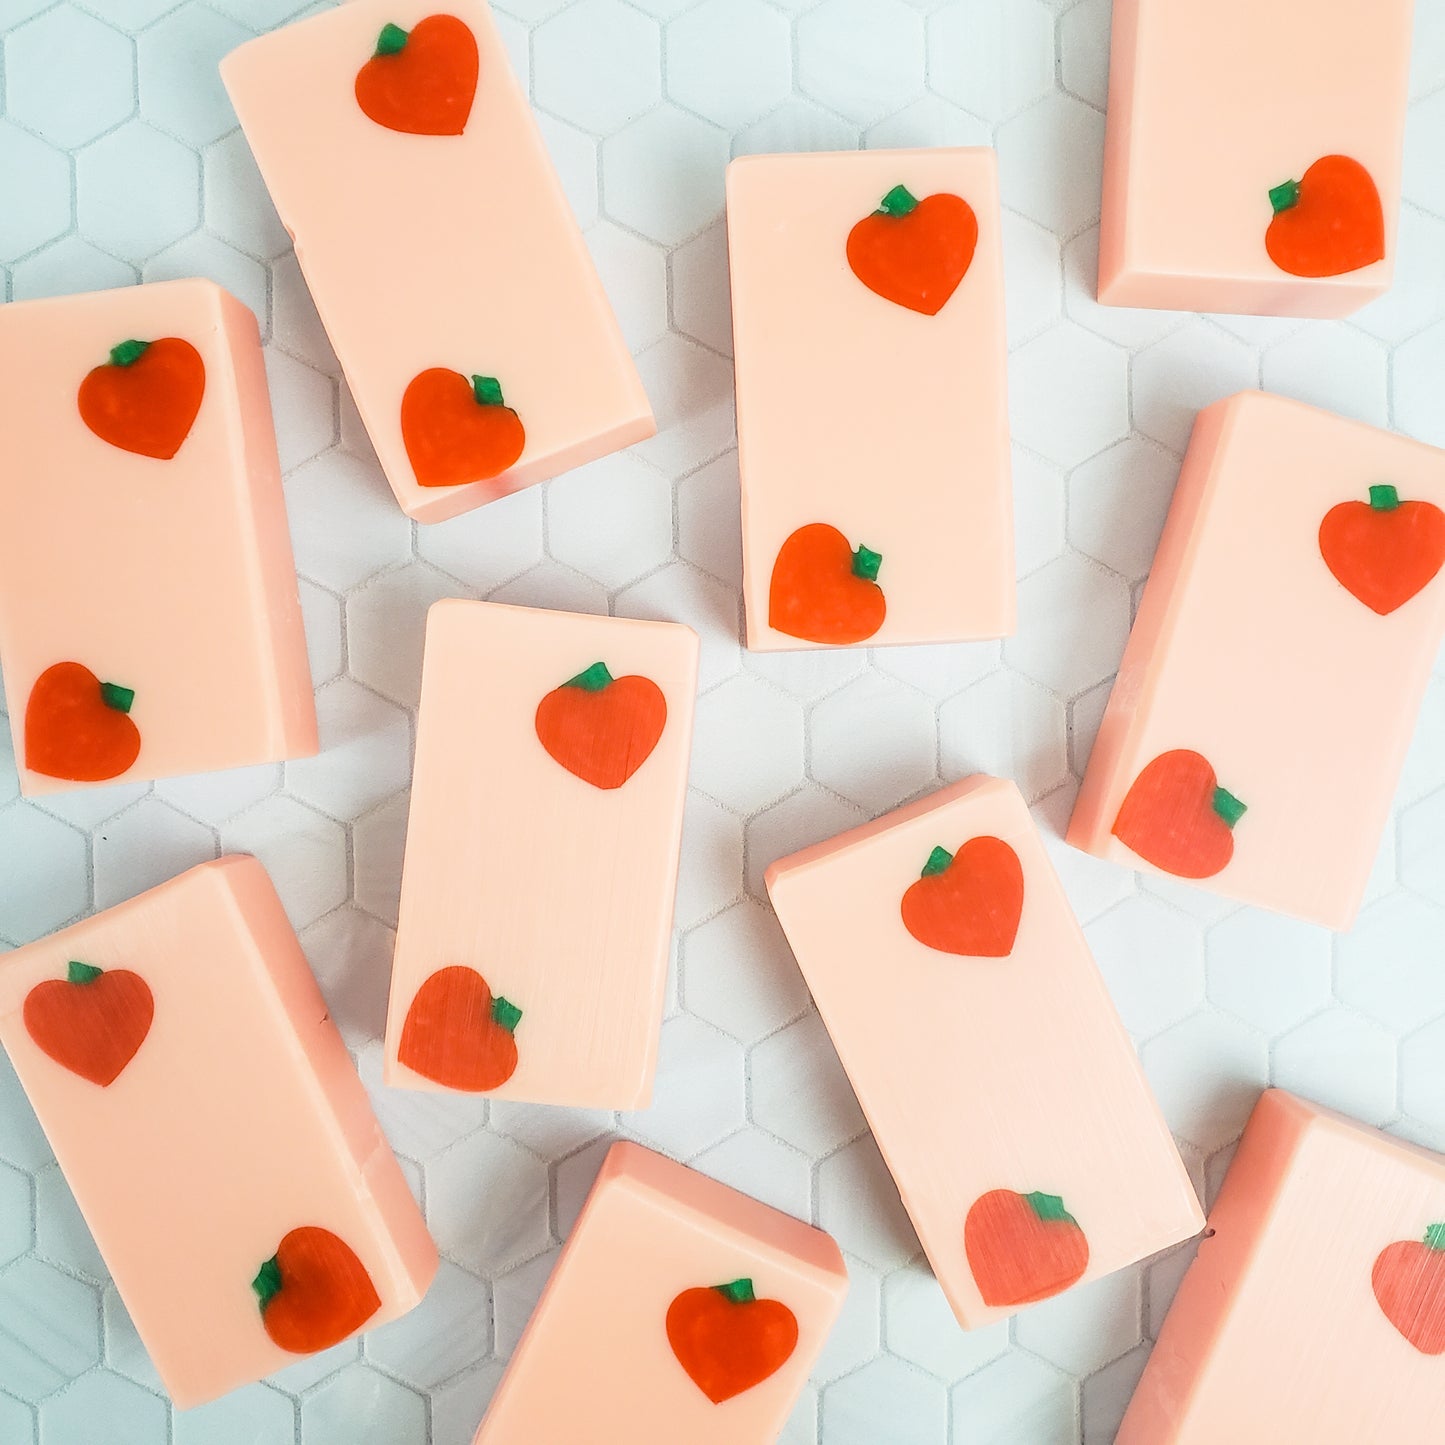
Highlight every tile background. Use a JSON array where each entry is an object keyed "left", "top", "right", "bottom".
[{"left": 1, "top": 0, "right": 1444, "bottom": 1440}]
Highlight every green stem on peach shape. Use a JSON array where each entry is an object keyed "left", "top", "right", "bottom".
[
  {"left": 877, "top": 185, "right": 920, "bottom": 218},
  {"left": 566, "top": 661, "right": 613, "bottom": 692},
  {"left": 375, "top": 23, "right": 408, "bottom": 56},
  {"left": 1269, "top": 178, "right": 1301, "bottom": 214},
  {"left": 100, "top": 682, "right": 135, "bottom": 715},
  {"left": 1424, "top": 1224, "right": 1445, "bottom": 1250},
  {"left": 472, "top": 375, "right": 505, "bottom": 407},
  {"left": 1212, "top": 787, "right": 1247, "bottom": 829},
  {"left": 1025, "top": 1191, "right": 1077, "bottom": 1226},
  {"left": 252, "top": 1255, "right": 282, "bottom": 1312},
  {"left": 852, "top": 545, "right": 883, "bottom": 583},
  {"left": 67, "top": 961, "right": 103, "bottom": 986},
  {"left": 491, "top": 996, "right": 523, "bottom": 1033},
  {"left": 109, "top": 340, "right": 150, "bottom": 368},
  {"left": 921, "top": 845, "right": 953, "bottom": 878},
  {"left": 1370, "top": 484, "right": 1402, "bottom": 512},
  {"left": 715, "top": 1278, "right": 756, "bottom": 1304}
]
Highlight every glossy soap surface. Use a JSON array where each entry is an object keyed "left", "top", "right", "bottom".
[
  {"left": 729, "top": 148, "right": 1013, "bottom": 651},
  {"left": 221, "top": 0, "right": 653, "bottom": 523},
  {"left": 1100, "top": 0, "right": 1414, "bottom": 315},
  {"left": 475, "top": 1141, "right": 847, "bottom": 1443},
  {"left": 0, "top": 858, "right": 437, "bottom": 1409},
  {"left": 767, "top": 775, "right": 1204, "bottom": 1329},
  {"left": 0, "top": 279, "right": 317, "bottom": 796}
]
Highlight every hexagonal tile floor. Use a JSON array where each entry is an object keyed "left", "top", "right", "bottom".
[{"left": 2, "top": 2, "right": 1445, "bottom": 1443}]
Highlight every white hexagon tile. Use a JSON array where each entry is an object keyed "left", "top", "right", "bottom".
[{"left": 0, "top": 2, "right": 1444, "bottom": 1443}]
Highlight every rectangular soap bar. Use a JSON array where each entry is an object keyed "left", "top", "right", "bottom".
[
  {"left": 221, "top": 0, "right": 653, "bottom": 524},
  {"left": 385, "top": 599, "right": 698, "bottom": 1108},
  {"left": 475, "top": 1140, "right": 846, "bottom": 1443},
  {"left": 727, "top": 148, "right": 1013, "bottom": 650},
  {"left": 0, "top": 857, "right": 437, "bottom": 1409},
  {"left": 1099, "top": 0, "right": 1411, "bottom": 316},
  {"left": 0, "top": 279, "right": 316, "bottom": 796},
  {"left": 1068, "top": 390, "right": 1445, "bottom": 929},
  {"left": 1120, "top": 1090, "right": 1445, "bottom": 1443},
  {"left": 766, "top": 775, "right": 1202, "bottom": 1328}
]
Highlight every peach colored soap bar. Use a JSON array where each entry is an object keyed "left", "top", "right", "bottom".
[
  {"left": 766, "top": 775, "right": 1202, "bottom": 1328},
  {"left": 1100, "top": 0, "right": 1411, "bottom": 316},
  {"left": 475, "top": 1141, "right": 846, "bottom": 1443},
  {"left": 385, "top": 600, "right": 698, "bottom": 1107},
  {"left": 728, "top": 149, "right": 1013, "bottom": 651},
  {"left": 1120, "top": 1090, "right": 1445, "bottom": 1443},
  {"left": 1068, "top": 391, "right": 1445, "bottom": 929},
  {"left": 0, "top": 279, "right": 316, "bottom": 796},
  {"left": 0, "top": 858, "right": 437, "bottom": 1409},
  {"left": 222, "top": 0, "right": 652, "bottom": 524}
]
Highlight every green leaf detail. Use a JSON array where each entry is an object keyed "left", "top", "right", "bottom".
[
  {"left": 472, "top": 375, "right": 505, "bottom": 407},
  {"left": 1369, "top": 484, "right": 1402, "bottom": 512},
  {"left": 921, "top": 846, "right": 953, "bottom": 878},
  {"left": 877, "top": 185, "right": 920, "bottom": 218},
  {"left": 715, "top": 1278, "right": 755, "bottom": 1304},
  {"left": 852, "top": 545, "right": 883, "bottom": 582},
  {"left": 252, "top": 1255, "right": 282, "bottom": 1311},
  {"left": 100, "top": 682, "right": 135, "bottom": 715},
  {"left": 566, "top": 661, "right": 613, "bottom": 692},
  {"left": 491, "top": 996, "right": 523, "bottom": 1033},
  {"left": 67, "top": 961, "right": 103, "bottom": 986},
  {"left": 109, "top": 340, "right": 150, "bottom": 368},
  {"left": 375, "top": 22, "right": 408, "bottom": 56},
  {"left": 1424, "top": 1223, "right": 1445, "bottom": 1251},
  {"left": 1269, "top": 179, "right": 1301, "bottom": 214},
  {"left": 1025, "top": 1191, "right": 1077, "bottom": 1226},
  {"left": 1212, "top": 787, "right": 1247, "bottom": 829}
]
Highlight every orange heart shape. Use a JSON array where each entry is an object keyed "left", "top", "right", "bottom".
[
  {"left": 24, "top": 961, "right": 154, "bottom": 1087},
  {"left": 534, "top": 662, "right": 666, "bottom": 790},
  {"left": 965, "top": 1189, "right": 1089, "bottom": 1308},
  {"left": 25, "top": 661, "right": 142, "bottom": 783},
  {"left": 768, "top": 523, "right": 886, "bottom": 645},
  {"left": 1319, "top": 485, "right": 1445, "bottom": 615},
  {"left": 254, "top": 1226, "right": 381, "bottom": 1354},
  {"left": 397, "top": 965, "right": 521, "bottom": 1091},
  {"left": 77, "top": 337, "right": 205, "bottom": 460},
  {"left": 666, "top": 1279, "right": 799, "bottom": 1404},
  {"left": 1112, "top": 749, "right": 1245, "bottom": 880},
  {"left": 846, "top": 186, "right": 978, "bottom": 315},
  {"left": 354, "top": 15, "right": 479, "bottom": 136},
  {"left": 1265, "top": 154, "right": 1385, "bottom": 279},
  {"left": 900, "top": 837, "right": 1023, "bottom": 957},
  {"left": 401, "top": 368, "right": 525, "bottom": 488}
]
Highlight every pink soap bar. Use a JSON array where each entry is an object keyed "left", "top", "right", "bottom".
[
  {"left": 475, "top": 1141, "right": 846, "bottom": 1443},
  {"left": 385, "top": 600, "right": 698, "bottom": 1108},
  {"left": 727, "top": 148, "right": 1013, "bottom": 651},
  {"left": 766, "top": 775, "right": 1202, "bottom": 1327},
  {"left": 1100, "top": 0, "right": 1411, "bottom": 317},
  {"left": 0, "top": 279, "right": 316, "bottom": 796},
  {"left": 1121, "top": 1090, "right": 1445, "bottom": 1443},
  {"left": 221, "top": 0, "right": 653, "bottom": 524},
  {"left": 1068, "top": 391, "right": 1445, "bottom": 929},
  {"left": 0, "top": 857, "right": 438, "bottom": 1409}
]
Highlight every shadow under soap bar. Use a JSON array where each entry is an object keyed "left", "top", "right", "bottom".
[
  {"left": 0, "top": 279, "right": 316, "bottom": 796},
  {"left": 1100, "top": 0, "right": 1412, "bottom": 316},
  {"left": 475, "top": 1141, "right": 846, "bottom": 1443},
  {"left": 385, "top": 599, "right": 698, "bottom": 1108},
  {"left": 0, "top": 858, "right": 438, "bottom": 1409},
  {"left": 728, "top": 148, "right": 1013, "bottom": 651},
  {"left": 1120, "top": 1090, "right": 1445, "bottom": 1443},
  {"left": 766, "top": 775, "right": 1202, "bottom": 1328},
  {"left": 221, "top": 0, "right": 653, "bottom": 523},
  {"left": 1068, "top": 391, "right": 1445, "bottom": 929}
]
